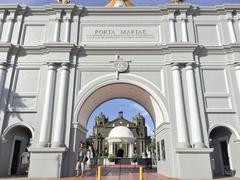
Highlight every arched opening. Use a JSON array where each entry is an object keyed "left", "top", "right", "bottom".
[
  {"left": 76, "top": 82, "right": 168, "bottom": 129},
  {"left": 209, "top": 126, "right": 235, "bottom": 177},
  {"left": 0, "top": 124, "right": 33, "bottom": 176},
  {"left": 70, "top": 78, "right": 169, "bottom": 175}
]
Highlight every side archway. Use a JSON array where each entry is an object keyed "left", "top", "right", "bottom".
[
  {"left": 1, "top": 122, "right": 34, "bottom": 142},
  {"left": 209, "top": 124, "right": 240, "bottom": 177},
  {"left": 0, "top": 123, "right": 33, "bottom": 176}
]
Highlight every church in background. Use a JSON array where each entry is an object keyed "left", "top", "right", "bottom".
[{"left": 89, "top": 111, "right": 151, "bottom": 158}]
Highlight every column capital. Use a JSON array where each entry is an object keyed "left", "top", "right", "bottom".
[
  {"left": 171, "top": 63, "right": 180, "bottom": 70},
  {"left": 64, "top": 16, "right": 72, "bottom": 22},
  {"left": 168, "top": 13, "right": 175, "bottom": 21},
  {"left": 0, "top": 62, "right": 9, "bottom": 70},
  {"left": 234, "top": 63, "right": 240, "bottom": 70},
  {"left": 55, "top": 17, "right": 62, "bottom": 22},
  {"left": 226, "top": 12, "right": 233, "bottom": 21},
  {"left": 186, "top": 62, "right": 198, "bottom": 69},
  {"left": 61, "top": 62, "right": 71, "bottom": 69},
  {"left": 226, "top": 11, "right": 233, "bottom": 20},
  {"left": 237, "top": 11, "right": 240, "bottom": 20},
  {"left": 180, "top": 17, "right": 187, "bottom": 21},
  {"left": 47, "top": 62, "right": 58, "bottom": 68},
  {"left": 180, "top": 12, "right": 187, "bottom": 21},
  {"left": 6, "top": 17, "right": 15, "bottom": 22},
  {"left": 169, "top": 17, "right": 176, "bottom": 21}
]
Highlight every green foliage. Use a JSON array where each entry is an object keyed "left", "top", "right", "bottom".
[
  {"left": 108, "top": 154, "right": 115, "bottom": 162},
  {"left": 131, "top": 154, "right": 139, "bottom": 163},
  {"left": 148, "top": 138, "right": 156, "bottom": 151},
  {"left": 86, "top": 138, "right": 94, "bottom": 149},
  {"left": 104, "top": 151, "right": 109, "bottom": 157}
]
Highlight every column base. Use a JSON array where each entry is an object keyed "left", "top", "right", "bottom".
[
  {"left": 175, "top": 148, "right": 213, "bottom": 179},
  {"left": 192, "top": 142, "right": 206, "bottom": 148},
  {"left": 176, "top": 142, "right": 191, "bottom": 149},
  {"left": 28, "top": 147, "right": 67, "bottom": 178},
  {"left": 51, "top": 142, "right": 66, "bottom": 148},
  {"left": 36, "top": 142, "right": 51, "bottom": 147}
]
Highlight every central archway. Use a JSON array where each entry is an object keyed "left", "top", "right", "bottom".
[
  {"left": 68, "top": 74, "right": 170, "bottom": 176},
  {"left": 74, "top": 74, "right": 169, "bottom": 128}
]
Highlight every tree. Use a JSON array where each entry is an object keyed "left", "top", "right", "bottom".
[{"left": 148, "top": 138, "right": 156, "bottom": 151}]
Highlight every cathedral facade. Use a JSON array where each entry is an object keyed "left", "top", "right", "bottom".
[
  {"left": 0, "top": 1, "right": 240, "bottom": 179},
  {"left": 90, "top": 112, "right": 151, "bottom": 158}
]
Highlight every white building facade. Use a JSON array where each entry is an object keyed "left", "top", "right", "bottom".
[{"left": 0, "top": 3, "right": 240, "bottom": 179}]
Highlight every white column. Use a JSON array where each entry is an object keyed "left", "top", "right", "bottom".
[
  {"left": 172, "top": 63, "right": 190, "bottom": 148},
  {"left": 128, "top": 143, "right": 133, "bottom": 158},
  {"left": 54, "top": 17, "right": 61, "bottom": 42},
  {"left": 64, "top": 17, "right": 71, "bottom": 42},
  {"left": 234, "top": 64, "right": 240, "bottom": 93},
  {"left": 5, "top": 17, "right": 15, "bottom": 42},
  {"left": 113, "top": 143, "right": 115, "bottom": 155},
  {"left": 169, "top": 15, "right": 176, "bottom": 43},
  {"left": 238, "top": 13, "right": 240, "bottom": 41},
  {"left": 109, "top": 142, "right": 113, "bottom": 154},
  {"left": 185, "top": 63, "right": 204, "bottom": 148},
  {"left": 0, "top": 11, "right": 5, "bottom": 40},
  {"left": 0, "top": 63, "right": 8, "bottom": 102},
  {"left": 52, "top": 63, "right": 70, "bottom": 147},
  {"left": 227, "top": 13, "right": 236, "bottom": 43},
  {"left": 0, "top": 19, "right": 4, "bottom": 41},
  {"left": 38, "top": 63, "right": 57, "bottom": 147},
  {"left": 181, "top": 14, "right": 188, "bottom": 42}
]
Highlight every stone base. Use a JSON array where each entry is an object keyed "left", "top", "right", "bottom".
[
  {"left": 176, "top": 148, "right": 213, "bottom": 179},
  {"left": 28, "top": 147, "right": 67, "bottom": 178}
]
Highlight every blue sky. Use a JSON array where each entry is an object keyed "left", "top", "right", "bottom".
[
  {"left": 0, "top": 0, "right": 239, "bottom": 6},
  {"left": 87, "top": 98, "right": 155, "bottom": 137}
]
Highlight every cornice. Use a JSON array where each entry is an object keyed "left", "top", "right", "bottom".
[
  {"left": 199, "top": 43, "right": 240, "bottom": 55},
  {"left": 0, "top": 4, "right": 21, "bottom": 11},
  {"left": 0, "top": 42, "right": 16, "bottom": 51},
  {"left": 44, "top": 3, "right": 83, "bottom": 16},
  {"left": 0, "top": 3, "right": 239, "bottom": 17},
  {"left": 17, "top": 43, "right": 78, "bottom": 55},
  {"left": 79, "top": 43, "right": 200, "bottom": 55},
  {"left": 82, "top": 6, "right": 163, "bottom": 16}
]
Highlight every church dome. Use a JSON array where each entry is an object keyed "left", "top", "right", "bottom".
[{"left": 108, "top": 126, "right": 134, "bottom": 138}]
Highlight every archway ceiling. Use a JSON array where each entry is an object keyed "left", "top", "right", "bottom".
[{"left": 78, "top": 83, "right": 164, "bottom": 128}]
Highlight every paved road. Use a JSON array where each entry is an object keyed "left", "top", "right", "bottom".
[{"left": 0, "top": 166, "right": 239, "bottom": 180}]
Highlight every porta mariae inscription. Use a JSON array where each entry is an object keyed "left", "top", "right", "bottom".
[{"left": 81, "top": 25, "right": 160, "bottom": 42}]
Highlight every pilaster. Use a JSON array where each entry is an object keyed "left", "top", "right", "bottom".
[
  {"left": 38, "top": 63, "right": 58, "bottom": 147},
  {"left": 226, "top": 12, "right": 237, "bottom": 43},
  {"left": 180, "top": 12, "right": 188, "bottom": 42},
  {"left": 171, "top": 63, "right": 190, "bottom": 148},
  {"left": 185, "top": 63, "right": 205, "bottom": 148},
  {"left": 52, "top": 63, "right": 71, "bottom": 147},
  {"left": 53, "top": 11, "right": 62, "bottom": 42},
  {"left": 169, "top": 12, "right": 176, "bottom": 43}
]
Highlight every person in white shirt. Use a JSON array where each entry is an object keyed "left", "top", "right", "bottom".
[{"left": 21, "top": 149, "right": 30, "bottom": 174}]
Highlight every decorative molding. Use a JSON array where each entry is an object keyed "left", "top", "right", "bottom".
[{"left": 175, "top": 148, "right": 213, "bottom": 153}]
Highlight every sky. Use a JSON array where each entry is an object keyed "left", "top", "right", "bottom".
[
  {"left": 0, "top": 0, "right": 239, "bottom": 6},
  {"left": 86, "top": 98, "right": 155, "bottom": 138}
]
